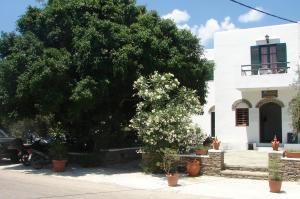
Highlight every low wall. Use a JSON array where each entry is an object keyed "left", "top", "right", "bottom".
[
  {"left": 268, "top": 151, "right": 300, "bottom": 181},
  {"left": 100, "top": 147, "right": 141, "bottom": 165},
  {"left": 68, "top": 147, "right": 141, "bottom": 167},
  {"left": 179, "top": 150, "right": 224, "bottom": 176}
]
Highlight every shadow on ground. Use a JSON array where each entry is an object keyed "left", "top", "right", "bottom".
[{"left": 0, "top": 159, "right": 145, "bottom": 177}]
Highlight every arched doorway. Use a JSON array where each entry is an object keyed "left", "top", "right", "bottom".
[{"left": 259, "top": 102, "right": 282, "bottom": 143}]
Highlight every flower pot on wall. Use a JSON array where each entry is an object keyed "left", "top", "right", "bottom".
[
  {"left": 52, "top": 160, "right": 67, "bottom": 172},
  {"left": 186, "top": 159, "right": 200, "bottom": 177},
  {"left": 212, "top": 137, "right": 221, "bottom": 150},
  {"left": 271, "top": 136, "right": 280, "bottom": 151},
  {"left": 195, "top": 149, "right": 208, "bottom": 155},
  {"left": 166, "top": 173, "right": 179, "bottom": 186},
  {"left": 285, "top": 151, "right": 300, "bottom": 158}
]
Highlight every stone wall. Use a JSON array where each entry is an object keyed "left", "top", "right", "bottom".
[
  {"left": 268, "top": 151, "right": 300, "bottom": 181},
  {"left": 68, "top": 147, "right": 141, "bottom": 167},
  {"left": 100, "top": 147, "right": 141, "bottom": 165},
  {"left": 281, "top": 157, "right": 300, "bottom": 181},
  {"left": 179, "top": 150, "right": 224, "bottom": 176}
]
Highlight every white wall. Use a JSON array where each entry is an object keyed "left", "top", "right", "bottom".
[
  {"left": 204, "top": 49, "right": 214, "bottom": 61},
  {"left": 193, "top": 81, "right": 215, "bottom": 136},
  {"left": 199, "top": 23, "right": 300, "bottom": 150}
]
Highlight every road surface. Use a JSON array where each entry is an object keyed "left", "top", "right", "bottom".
[{"left": 0, "top": 169, "right": 222, "bottom": 199}]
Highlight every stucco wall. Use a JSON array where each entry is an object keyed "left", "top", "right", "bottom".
[
  {"left": 192, "top": 81, "right": 215, "bottom": 136},
  {"left": 198, "top": 23, "right": 300, "bottom": 149}
]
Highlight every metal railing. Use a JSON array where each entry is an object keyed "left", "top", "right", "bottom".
[{"left": 241, "top": 62, "right": 290, "bottom": 76}]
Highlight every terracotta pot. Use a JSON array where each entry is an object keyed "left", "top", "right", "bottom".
[
  {"left": 285, "top": 151, "right": 300, "bottom": 158},
  {"left": 166, "top": 173, "right": 179, "bottom": 186},
  {"left": 186, "top": 159, "right": 200, "bottom": 177},
  {"left": 195, "top": 149, "right": 208, "bottom": 155},
  {"left": 212, "top": 142, "right": 220, "bottom": 150},
  {"left": 52, "top": 160, "right": 67, "bottom": 172},
  {"left": 271, "top": 136, "right": 280, "bottom": 151},
  {"left": 272, "top": 144, "right": 279, "bottom": 151},
  {"left": 211, "top": 138, "right": 221, "bottom": 150},
  {"left": 269, "top": 180, "right": 282, "bottom": 193}
]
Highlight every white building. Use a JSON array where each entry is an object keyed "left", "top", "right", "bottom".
[{"left": 196, "top": 22, "right": 300, "bottom": 150}]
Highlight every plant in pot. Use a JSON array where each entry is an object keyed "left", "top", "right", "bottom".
[
  {"left": 49, "top": 123, "right": 68, "bottom": 172},
  {"left": 160, "top": 148, "right": 180, "bottom": 187},
  {"left": 186, "top": 159, "right": 200, "bottom": 177},
  {"left": 194, "top": 144, "right": 210, "bottom": 155},
  {"left": 212, "top": 137, "right": 221, "bottom": 150},
  {"left": 284, "top": 150, "right": 300, "bottom": 158},
  {"left": 271, "top": 135, "right": 280, "bottom": 151},
  {"left": 269, "top": 158, "right": 283, "bottom": 193}
]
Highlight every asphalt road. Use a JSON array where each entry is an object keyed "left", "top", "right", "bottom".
[{"left": 0, "top": 169, "right": 222, "bottom": 199}]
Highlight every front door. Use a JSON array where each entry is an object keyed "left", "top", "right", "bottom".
[
  {"left": 211, "top": 112, "right": 215, "bottom": 137},
  {"left": 259, "top": 102, "right": 282, "bottom": 143}
]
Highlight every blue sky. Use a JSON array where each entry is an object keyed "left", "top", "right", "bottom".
[{"left": 0, "top": 0, "right": 299, "bottom": 48}]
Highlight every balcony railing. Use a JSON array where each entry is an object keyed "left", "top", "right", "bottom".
[{"left": 241, "top": 62, "right": 290, "bottom": 76}]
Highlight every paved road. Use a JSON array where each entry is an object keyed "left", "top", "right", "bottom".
[
  {"left": 1, "top": 157, "right": 299, "bottom": 199},
  {"left": 0, "top": 169, "right": 222, "bottom": 199}
]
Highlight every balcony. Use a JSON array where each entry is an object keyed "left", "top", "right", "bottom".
[
  {"left": 236, "top": 62, "right": 293, "bottom": 91},
  {"left": 241, "top": 62, "right": 290, "bottom": 76}
]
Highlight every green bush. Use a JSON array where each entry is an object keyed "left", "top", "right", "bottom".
[{"left": 130, "top": 72, "right": 204, "bottom": 172}]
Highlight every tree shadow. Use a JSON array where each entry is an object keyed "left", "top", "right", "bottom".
[
  {"left": 0, "top": 160, "right": 144, "bottom": 177},
  {"left": 0, "top": 158, "right": 16, "bottom": 166}
]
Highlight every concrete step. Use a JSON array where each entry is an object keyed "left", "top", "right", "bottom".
[
  {"left": 255, "top": 147, "right": 284, "bottom": 152},
  {"left": 225, "top": 164, "right": 268, "bottom": 172},
  {"left": 220, "top": 169, "right": 268, "bottom": 180}
]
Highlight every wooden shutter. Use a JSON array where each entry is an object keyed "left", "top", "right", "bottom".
[
  {"left": 236, "top": 108, "right": 249, "bottom": 126},
  {"left": 276, "top": 43, "right": 287, "bottom": 68},
  {"left": 251, "top": 46, "right": 260, "bottom": 75}
]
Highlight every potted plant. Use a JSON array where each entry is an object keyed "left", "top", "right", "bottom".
[
  {"left": 271, "top": 135, "right": 280, "bottom": 151},
  {"left": 49, "top": 123, "right": 68, "bottom": 172},
  {"left": 160, "top": 148, "right": 180, "bottom": 187},
  {"left": 284, "top": 150, "right": 300, "bottom": 158},
  {"left": 268, "top": 158, "right": 283, "bottom": 193},
  {"left": 194, "top": 144, "right": 210, "bottom": 155},
  {"left": 186, "top": 159, "right": 200, "bottom": 177},
  {"left": 212, "top": 137, "right": 221, "bottom": 150}
]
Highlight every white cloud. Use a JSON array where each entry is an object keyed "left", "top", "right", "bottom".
[
  {"left": 238, "top": 7, "right": 265, "bottom": 23},
  {"left": 192, "top": 17, "right": 236, "bottom": 45},
  {"left": 221, "top": 16, "right": 236, "bottom": 30},
  {"left": 162, "top": 10, "right": 237, "bottom": 46},
  {"left": 197, "top": 19, "right": 220, "bottom": 44},
  {"left": 162, "top": 9, "right": 190, "bottom": 24}
]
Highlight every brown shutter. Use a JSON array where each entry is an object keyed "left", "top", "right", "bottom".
[{"left": 236, "top": 108, "right": 249, "bottom": 126}]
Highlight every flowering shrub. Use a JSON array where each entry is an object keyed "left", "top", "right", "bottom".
[{"left": 130, "top": 72, "right": 204, "bottom": 153}]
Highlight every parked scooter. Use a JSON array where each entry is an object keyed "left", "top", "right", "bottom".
[
  {"left": 15, "top": 131, "right": 53, "bottom": 169},
  {"left": 29, "top": 136, "right": 53, "bottom": 169}
]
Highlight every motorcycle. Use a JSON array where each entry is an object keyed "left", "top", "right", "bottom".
[
  {"left": 29, "top": 136, "right": 53, "bottom": 169},
  {"left": 14, "top": 132, "right": 53, "bottom": 169},
  {"left": 10, "top": 138, "right": 31, "bottom": 166}
]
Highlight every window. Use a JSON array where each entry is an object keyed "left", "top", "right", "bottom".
[
  {"left": 251, "top": 43, "right": 287, "bottom": 74},
  {"left": 236, "top": 108, "right": 249, "bottom": 126}
]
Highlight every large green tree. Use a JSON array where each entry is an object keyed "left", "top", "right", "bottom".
[{"left": 0, "top": 0, "right": 212, "bottom": 150}]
